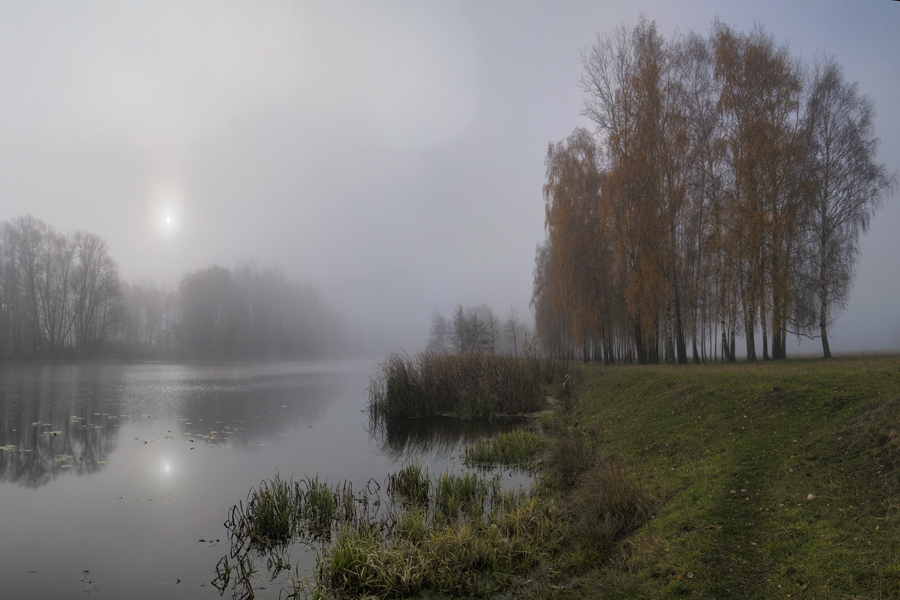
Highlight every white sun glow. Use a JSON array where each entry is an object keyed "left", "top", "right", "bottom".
[{"left": 151, "top": 186, "right": 184, "bottom": 237}]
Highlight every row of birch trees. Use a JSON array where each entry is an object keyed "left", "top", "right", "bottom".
[{"left": 532, "top": 18, "right": 894, "bottom": 363}]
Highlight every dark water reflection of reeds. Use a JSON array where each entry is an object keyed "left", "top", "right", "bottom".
[{"left": 368, "top": 413, "right": 527, "bottom": 462}]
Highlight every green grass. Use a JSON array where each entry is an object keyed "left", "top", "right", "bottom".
[
  {"left": 223, "top": 355, "right": 900, "bottom": 599},
  {"left": 315, "top": 478, "right": 565, "bottom": 599},
  {"left": 560, "top": 355, "right": 900, "bottom": 599},
  {"left": 388, "top": 462, "right": 431, "bottom": 507},
  {"left": 432, "top": 470, "right": 499, "bottom": 522},
  {"left": 462, "top": 429, "right": 549, "bottom": 468},
  {"left": 246, "top": 473, "right": 300, "bottom": 547}
]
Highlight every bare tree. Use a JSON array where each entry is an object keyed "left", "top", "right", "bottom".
[
  {"left": 487, "top": 311, "right": 500, "bottom": 354},
  {"left": 505, "top": 306, "right": 521, "bottom": 359},
  {"left": 798, "top": 58, "right": 896, "bottom": 357},
  {"left": 450, "top": 304, "right": 469, "bottom": 353},
  {"left": 426, "top": 308, "right": 449, "bottom": 352}
]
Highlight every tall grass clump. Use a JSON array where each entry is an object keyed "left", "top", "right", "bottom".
[
  {"left": 245, "top": 474, "right": 300, "bottom": 547},
  {"left": 545, "top": 428, "right": 599, "bottom": 489},
  {"left": 387, "top": 462, "right": 430, "bottom": 508},
  {"left": 432, "top": 470, "right": 500, "bottom": 522},
  {"left": 303, "top": 475, "right": 337, "bottom": 534},
  {"left": 314, "top": 468, "right": 563, "bottom": 599},
  {"left": 463, "top": 429, "right": 548, "bottom": 468},
  {"left": 368, "top": 351, "right": 562, "bottom": 420},
  {"left": 566, "top": 459, "right": 649, "bottom": 553}
]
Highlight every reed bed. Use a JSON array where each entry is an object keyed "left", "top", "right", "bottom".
[
  {"left": 213, "top": 461, "right": 642, "bottom": 600},
  {"left": 367, "top": 351, "right": 564, "bottom": 420},
  {"left": 213, "top": 475, "right": 382, "bottom": 598},
  {"left": 313, "top": 469, "right": 561, "bottom": 599}
]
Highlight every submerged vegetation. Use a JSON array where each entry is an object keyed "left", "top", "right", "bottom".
[{"left": 463, "top": 429, "right": 548, "bottom": 468}]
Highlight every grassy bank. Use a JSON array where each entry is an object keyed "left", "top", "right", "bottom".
[
  {"left": 561, "top": 355, "right": 900, "bottom": 598},
  {"left": 219, "top": 354, "right": 900, "bottom": 599}
]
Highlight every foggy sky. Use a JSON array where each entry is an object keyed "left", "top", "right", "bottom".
[{"left": 1, "top": 1, "right": 898, "bottom": 353}]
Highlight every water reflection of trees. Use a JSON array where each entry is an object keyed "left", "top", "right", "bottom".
[
  {"left": 368, "top": 414, "right": 525, "bottom": 462},
  {"left": 0, "top": 362, "right": 363, "bottom": 487},
  {"left": 0, "top": 410, "right": 118, "bottom": 488}
]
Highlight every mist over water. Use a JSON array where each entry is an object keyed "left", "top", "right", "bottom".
[{"left": 0, "top": 359, "right": 526, "bottom": 598}]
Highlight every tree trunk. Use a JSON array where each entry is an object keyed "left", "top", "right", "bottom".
[
  {"left": 820, "top": 287, "right": 832, "bottom": 359},
  {"left": 633, "top": 319, "right": 646, "bottom": 365}
]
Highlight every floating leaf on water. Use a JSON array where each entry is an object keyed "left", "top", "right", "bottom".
[
  {"left": 60, "top": 464, "right": 71, "bottom": 469},
  {"left": 55, "top": 455, "right": 74, "bottom": 462},
  {"left": 0, "top": 445, "right": 18, "bottom": 451},
  {"left": 140, "top": 414, "right": 151, "bottom": 418},
  {"left": 98, "top": 460, "right": 107, "bottom": 465},
  {"left": 31, "top": 422, "right": 41, "bottom": 426}
]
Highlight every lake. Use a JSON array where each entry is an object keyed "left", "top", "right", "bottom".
[{"left": 0, "top": 359, "right": 521, "bottom": 599}]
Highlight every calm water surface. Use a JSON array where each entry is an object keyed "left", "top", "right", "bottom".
[{"left": 0, "top": 359, "right": 520, "bottom": 599}]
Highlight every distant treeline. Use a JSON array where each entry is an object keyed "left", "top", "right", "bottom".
[
  {"left": 119, "top": 264, "right": 348, "bottom": 359},
  {"left": 0, "top": 215, "right": 348, "bottom": 360},
  {"left": 426, "top": 304, "right": 530, "bottom": 358},
  {"left": 533, "top": 18, "right": 895, "bottom": 364},
  {"left": 0, "top": 216, "right": 120, "bottom": 357}
]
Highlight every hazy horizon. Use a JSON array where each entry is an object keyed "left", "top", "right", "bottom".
[{"left": 2, "top": 1, "right": 897, "bottom": 354}]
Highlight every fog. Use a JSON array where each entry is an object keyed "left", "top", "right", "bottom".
[{"left": 1, "top": 1, "right": 897, "bottom": 354}]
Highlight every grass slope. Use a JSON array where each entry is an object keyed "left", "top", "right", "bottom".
[{"left": 564, "top": 356, "right": 900, "bottom": 599}]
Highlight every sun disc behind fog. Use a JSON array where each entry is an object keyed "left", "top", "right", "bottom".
[
  {"left": 151, "top": 189, "right": 184, "bottom": 237},
  {"left": 158, "top": 209, "right": 181, "bottom": 236}
]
